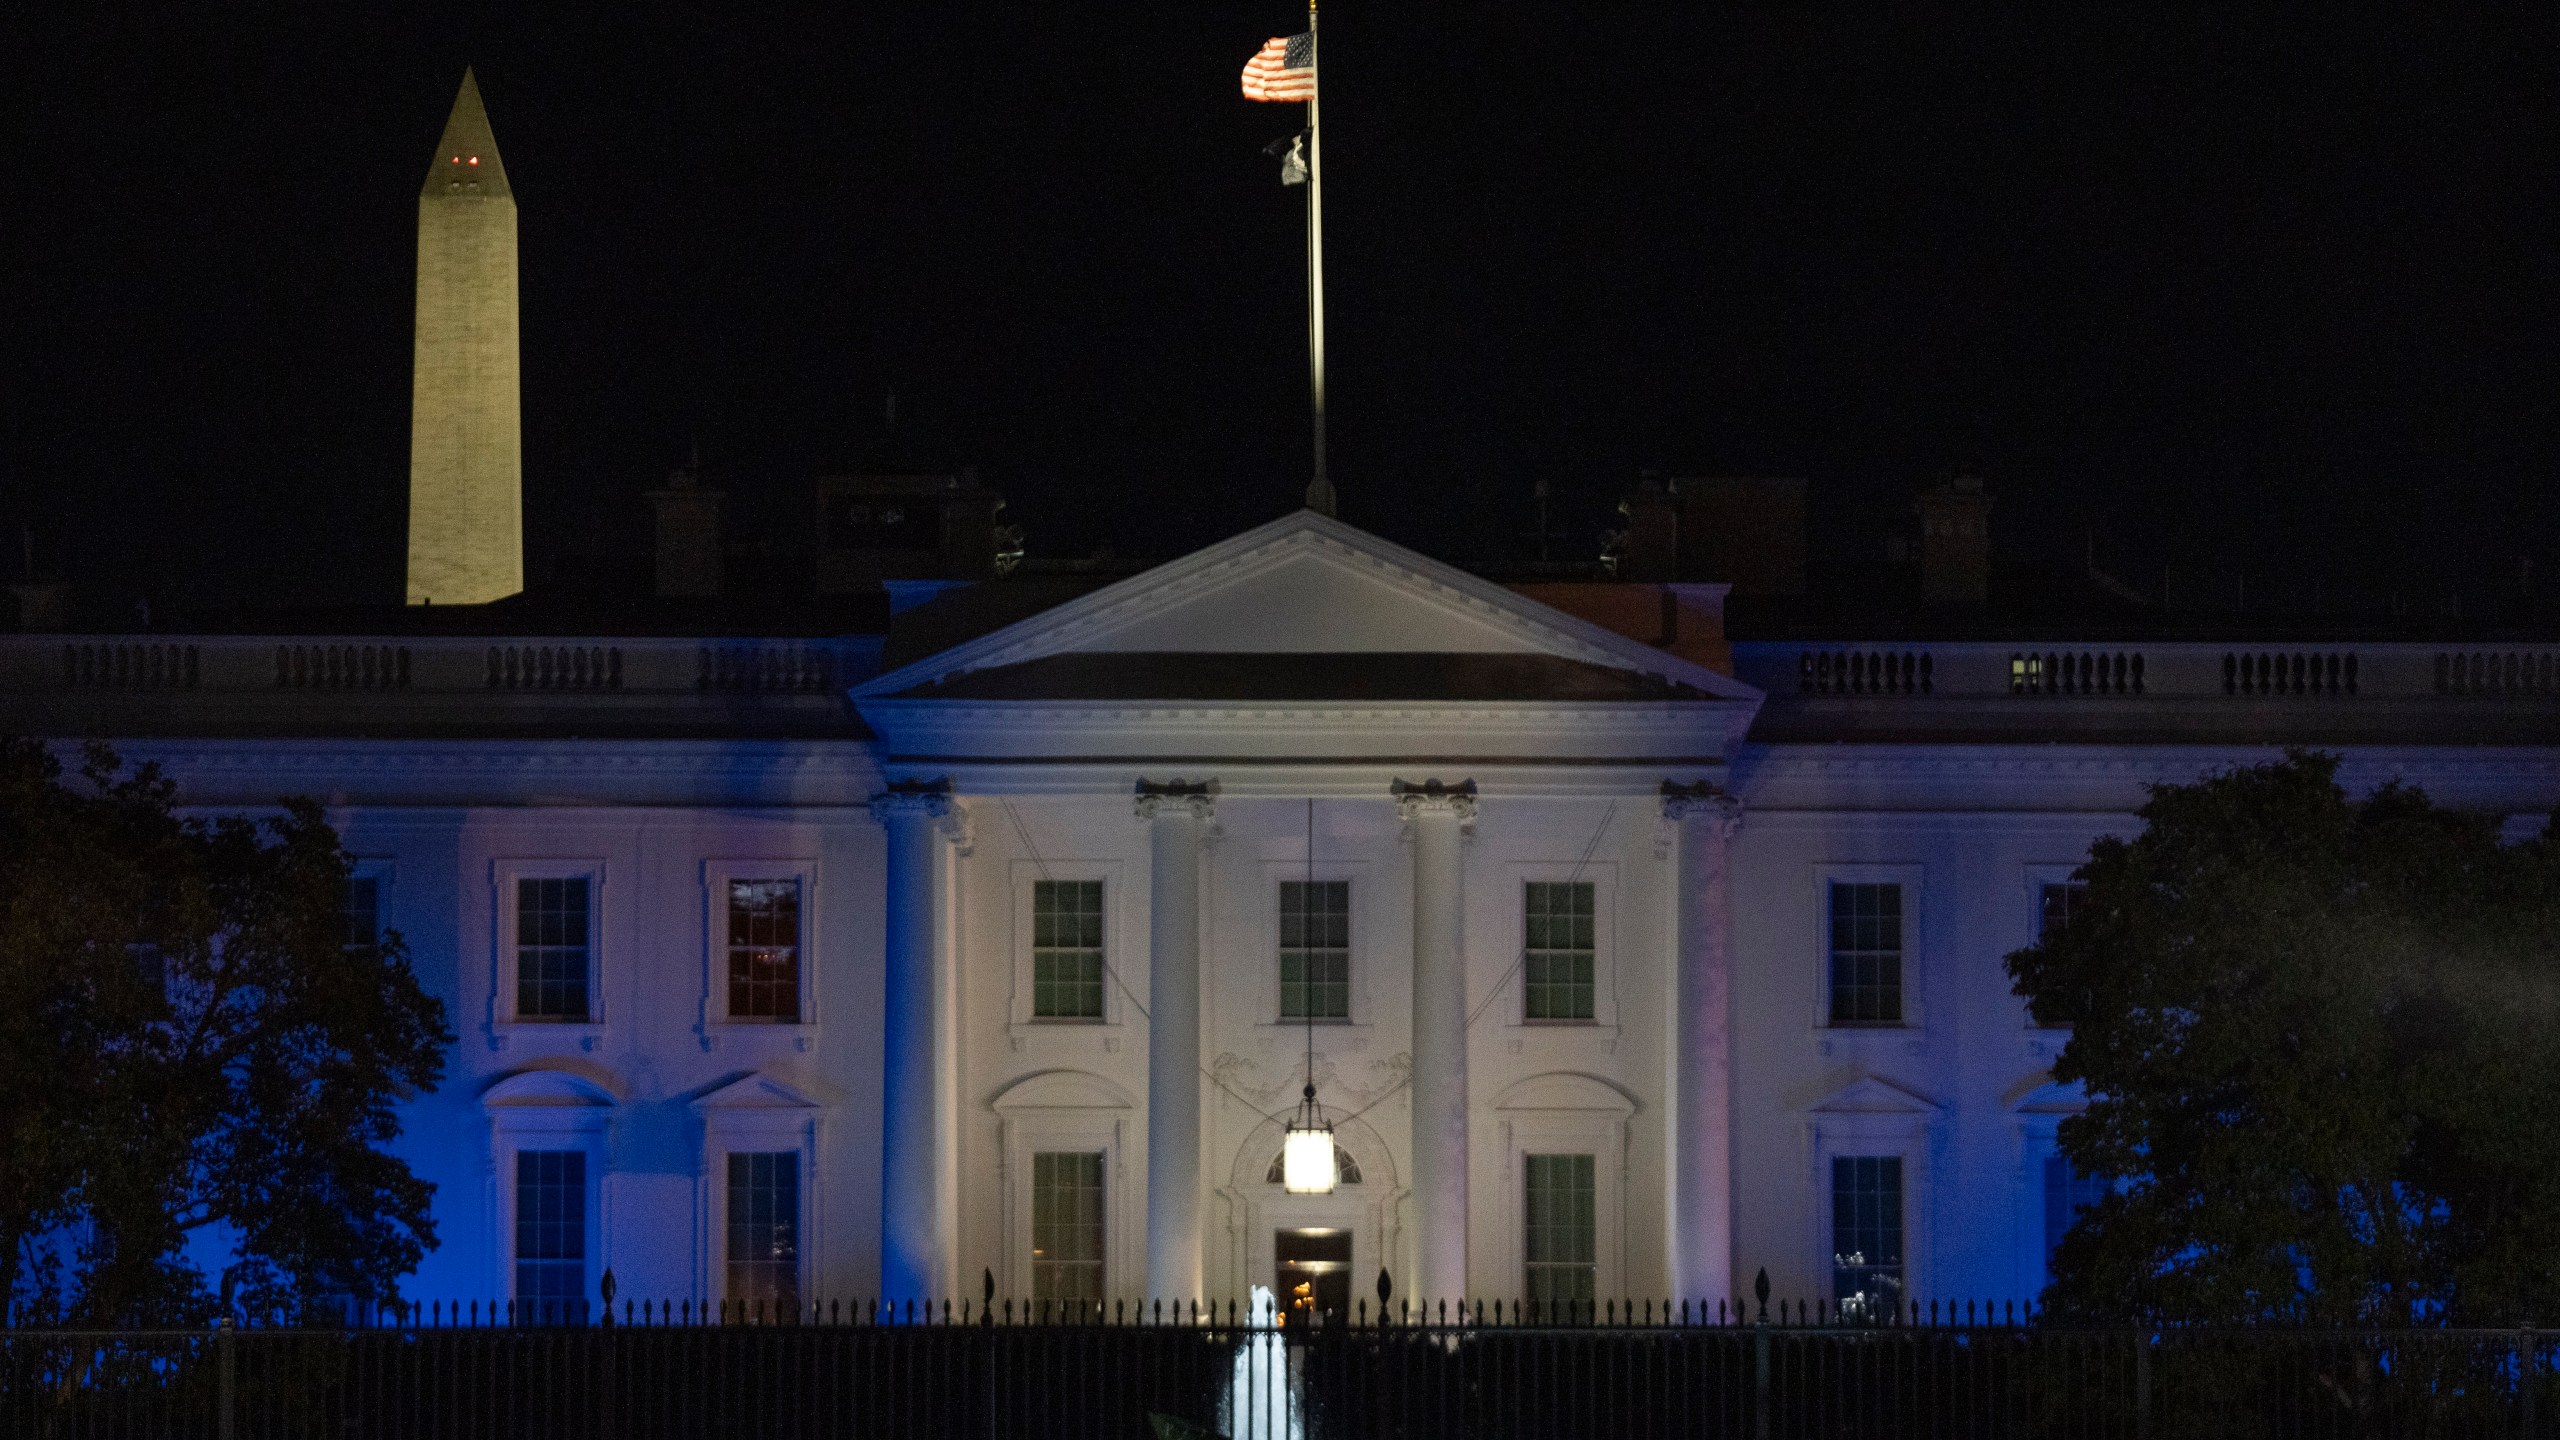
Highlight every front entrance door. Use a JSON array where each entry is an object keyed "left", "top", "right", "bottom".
[{"left": 1275, "top": 1228, "right": 1352, "bottom": 1324}]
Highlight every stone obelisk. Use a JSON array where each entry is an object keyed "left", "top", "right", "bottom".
[{"left": 406, "top": 69, "right": 522, "bottom": 605}]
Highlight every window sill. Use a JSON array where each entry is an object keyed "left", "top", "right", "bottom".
[
  {"left": 1505, "top": 1020, "right": 1622, "bottom": 1054},
  {"left": 1811, "top": 1024, "right": 1927, "bottom": 1057},
  {"left": 489, "top": 1021, "right": 607, "bottom": 1053},
  {"left": 702, "top": 1021, "right": 818, "bottom": 1054},
  {"left": 1007, "top": 1019, "right": 1125, "bottom": 1053}
]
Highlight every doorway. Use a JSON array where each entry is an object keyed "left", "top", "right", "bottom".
[{"left": 1275, "top": 1228, "right": 1352, "bottom": 1324}]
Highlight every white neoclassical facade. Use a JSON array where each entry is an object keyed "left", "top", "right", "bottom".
[{"left": 12, "top": 509, "right": 2559, "bottom": 1315}]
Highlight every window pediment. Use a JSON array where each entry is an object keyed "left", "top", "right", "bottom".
[{"left": 481, "top": 1067, "right": 619, "bottom": 1110}]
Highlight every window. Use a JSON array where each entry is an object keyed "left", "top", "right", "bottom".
[
  {"left": 516, "top": 877, "right": 591, "bottom": 1020},
  {"left": 1523, "top": 881, "right": 1596, "bottom": 1022},
  {"left": 1030, "top": 1150, "right": 1105, "bottom": 1302},
  {"left": 1523, "top": 1153, "right": 1597, "bottom": 1309},
  {"left": 1831, "top": 1155, "right": 1904, "bottom": 1316},
  {"left": 1827, "top": 882, "right": 1903, "bottom": 1026},
  {"left": 726, "top": 880, "right": 801, "bottom": 1021},
  {"left": 514, "top": 1150, "right": 585, "bottom": 1320},
  {"left": 727, "top": 1151, "right": 800, "bottom": 1312},
  {"left": 1031, "top": 880, "right": 1105, "bottom": 1020},
  {"left": 2038, "top": 881, "right": 2087, "bottom": 940},
  {"left": 342, "top": 876, "right": 380, "bottom": 959},
  {"left": 1278, "top": 879, "right": 1350, "bottom": 1019},
  {"left": 2043, "top": 1156, "right": 2109, "bottom": 1268}
]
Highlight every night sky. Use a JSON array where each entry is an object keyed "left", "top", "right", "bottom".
[{"left": 6, "top": 6, "right": 2555, "bottom": 618}]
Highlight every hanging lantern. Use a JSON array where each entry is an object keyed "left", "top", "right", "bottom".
[{"left": 1281, "top": 1084, "right": 1337, "bottom": 1194}]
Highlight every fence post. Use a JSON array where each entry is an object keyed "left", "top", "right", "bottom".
[
  {"left": 1753, "top": 1268, "right": 1771, "bottom": 1440},
  {"left": 216, "top": 1313, "right": 236, "bottom": 1440},
  {"left": 2523, "top": 1324, "right": 2537, "bottom": 1440},
  {"left": 2133, "top": 1328, "right": 2150, "bottom": 1440}
]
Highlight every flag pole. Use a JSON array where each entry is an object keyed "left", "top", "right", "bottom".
[{"left": 1303, "top": 0, "right": 1335, "bottom": 516}]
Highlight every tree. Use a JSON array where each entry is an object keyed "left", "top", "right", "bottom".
[
  {"left": 0, "top": 739, "right": 450, "bottom": 1325},
  {"left": 2009, "top": 750, "right": 2560, "bottom": 1327}
]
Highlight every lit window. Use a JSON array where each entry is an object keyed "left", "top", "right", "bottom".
[
  {"left": 514, "top": 1150, "right": 585, "bottom": 1323},
  {"left": 726, "top": 879, "right": 800, "bottom": 1021},
  {"left": 516, "top": 877, "right": 591, "bottom": 1021},
  {"left": 1031, "top": 880, "right": 1105, "bottom": 1020},
  {"left": 1278, "top": 879, "right": 1349, "bottom": 1020},
  {"left": 726, "top": 1152, "right": 800, "bottom": 1313},
  {"left": 1523, "top": 1153, "right": 1597, "bottom": 1312},
  {"left": 1831, "top": 1155, "right": 1904, "bottom": 1318},
  {"left": 1523, "top": 881, "right": 1597, "bottom": 1021},
  {"left": 1030, "top": 1151, "right": 1105, "bottom": 1303},
  {"left": 1827, "top": 882, "right": 1903, "bottom": 1026}
]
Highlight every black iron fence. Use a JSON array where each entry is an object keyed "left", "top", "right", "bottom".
[{"left": 2, "top": 1301, "right": 2551, "bottom": 1439}]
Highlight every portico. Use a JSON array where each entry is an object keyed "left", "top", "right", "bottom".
[{"left": 852, "top": 511, "right": 1759, "bottom": 1307}]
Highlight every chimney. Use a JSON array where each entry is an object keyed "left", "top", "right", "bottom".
[
  {"left": 11, "top": 529, "right": 67, "bottom": 631},
  {"left": 645, "top": 459, "right": 725, "bottom": 599},
  {"left": 1678, "top": 477, "right": 1807, "bottom": 596},
  {"left": 1915, "top": 475, "right": 1993, "bottom": 609},
  {"left": 1617, "top": 475, "right": 1679, "bottom": 582}
]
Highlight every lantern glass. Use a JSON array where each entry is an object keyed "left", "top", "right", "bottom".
[{"left": 1281, "top": 1123, "right": 1337, "bottom": 1194}]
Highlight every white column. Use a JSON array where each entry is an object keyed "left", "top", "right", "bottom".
[
  {"left": 1665, "top": 784, "right": 1743, "bottom": 1307},
  {"left": 1397, "top": 779, "right": 1475, "bottom": 1306},
  {"left": 874, "top": 784, "right": 961, "bottom": 1308},
  {"left": 1139, "top": 782, "right": 1214, "bottom": 1305}
]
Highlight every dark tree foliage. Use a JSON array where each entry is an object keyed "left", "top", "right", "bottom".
[
  {"left": 2009, "top": 750, "right": 2560, "bottom": 1327},
  {"left": 0, "top": 739, "right": 450, "bottom": 1325}
]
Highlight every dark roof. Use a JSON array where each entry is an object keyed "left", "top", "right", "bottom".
[{"left": 888, "top": 652, "right": 1718, "bottom": 703}]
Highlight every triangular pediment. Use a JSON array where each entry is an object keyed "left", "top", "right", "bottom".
[
  {"left": 690, "top": 1073, "right": 825, "bottom": 1111},
  {"left": 854, "top": 511, "right": 1757, "bottom": 703},
  {"left": 2009, "top": 1075, "right": 2086, "bottom": 1114},
  {"left": 1808, "top": 1074, "right": 1943, "bottom": 1116}
]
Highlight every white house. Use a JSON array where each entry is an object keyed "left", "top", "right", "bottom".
[{"left": 14, "top": 507, "right": 2557, "bottom": 1319}]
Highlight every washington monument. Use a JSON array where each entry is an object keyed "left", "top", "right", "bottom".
[{"left": 406, "top": 69, "right": 522, "bottom": 605}]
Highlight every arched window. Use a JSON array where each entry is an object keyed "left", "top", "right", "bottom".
[{"left": 1266, "top": 1146, "right": 1360, "bottom": 1186}]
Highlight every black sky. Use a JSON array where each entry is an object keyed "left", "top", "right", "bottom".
[{"left": 6, "top": 5, "right": 2556, "bottom": 617}]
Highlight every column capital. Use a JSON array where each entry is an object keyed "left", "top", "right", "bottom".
[
  {"left": 871, "top": 779, "right": 969, "bottom": 846},
  {"left": 1661, "top": 780, "right": 1743, "bottom": 834},
  {"left": 1134, "top": 777, "right": 1217, "bottom": 822},
  {"left": 1391, "top": 777, "right": 1477, "bottom": 826}
]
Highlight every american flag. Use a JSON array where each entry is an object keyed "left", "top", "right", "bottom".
[{"left": 1241, "top": 33, "right": 1315, "bottom": 102}]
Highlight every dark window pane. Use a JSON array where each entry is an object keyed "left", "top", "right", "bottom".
[
  {"left": 1523, "top": 882, "right": 1597, "bottom": 1021},
  {"left": 1524, "top": 1152, "right": 1598, "bottom": 1307},
  {"left": 726, "top": 1151, "right": 800, "bottom": 1313},
  {"left": 1827, "top": 883, "right": 1903, "bottom": 1026},
  {"left": 516, "top": 877, "right": 591, "bottom": 1021},
  {"left": 1031, "top": 1150, "right": 1106, "bottom": 1302},
  {"left": 2039, "top": 882, "right": 2086, "bottom": 940},
  {"left": 1032, "top": 881, "right": 1106, "bottom": 1019},
  {"left": 514, "top": 1150, "right": 585, "bottom": 1323},
  {"left": 1278, "top": 880, "right": 1351, "bottom": 1019},
  {"left": 342, "top": 876, "right": 380, "bottom": 958},
  {"left": 2043, "top": 1155, "right": 2110, "bottom": 1270}
]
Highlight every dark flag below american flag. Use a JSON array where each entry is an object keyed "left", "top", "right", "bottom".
[{"left": 1241, "top": 33, "right": 1316, "bottom": 102}]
